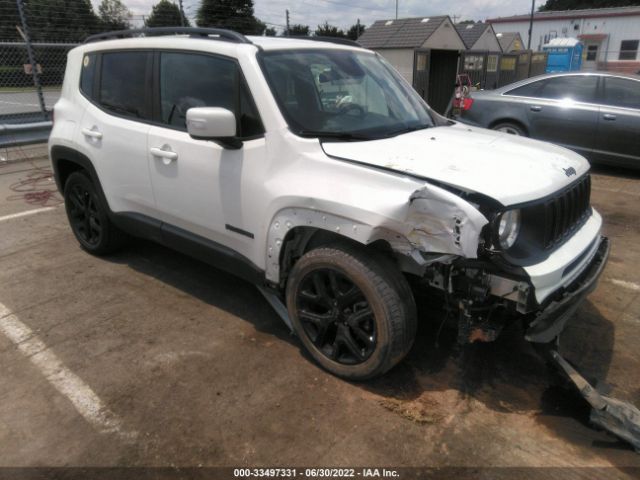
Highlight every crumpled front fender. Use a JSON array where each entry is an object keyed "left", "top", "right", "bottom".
[
  {"left": 264, "top": 185, "right": 489, "bottom": 284},
  {"left": 404, "top": 185, "right": 489, "bottom": 258}
]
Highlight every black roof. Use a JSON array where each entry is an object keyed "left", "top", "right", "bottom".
[
  {"left": 455, "top": 22, "right": 490, "bottom": 49},
  {"left": 357, "top": 16, "right": 449, "bottom": 49}
]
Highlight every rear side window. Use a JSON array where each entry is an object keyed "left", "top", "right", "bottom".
[
  {"left": 505, "top": 80, "right": 545, "bottom": 97},
  {"left": 159, "top": 52, "right": 264, "bottom": 138},
  {"left": 602, "top": 77, "right": 640, "bottom": 109},
  {"left": 537, "top": 76, "right": 598, "bottom": 103},
  {"left": 80, "top": 53, "right": 96, "bottom": 98},
  {"left": 99, "top": 51, "right": 150, "bottom": 119}
]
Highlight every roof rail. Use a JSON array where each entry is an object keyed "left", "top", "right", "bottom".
[
  {"left": 288, "top": 36, "right": 361, "bottom": 47},
  {"left": 84, "top": 27, "right": 252, "bottom": 45}
]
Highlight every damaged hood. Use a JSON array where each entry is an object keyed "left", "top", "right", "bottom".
[{"left": 321, "top": 124, "right": 590, "bottom": 206}]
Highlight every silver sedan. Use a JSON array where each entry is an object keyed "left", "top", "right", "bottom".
[{"left": 457, "top": 72, "right": 640, "bottom": 168}]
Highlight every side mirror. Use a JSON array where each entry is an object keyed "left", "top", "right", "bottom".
[{"left": 186, "top": 107, "right": 241, "bottom": 149}]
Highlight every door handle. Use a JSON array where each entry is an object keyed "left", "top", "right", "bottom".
[
  {"left": 150, "top": 146, "right": 178, "bottom": 164},
  {"left": 603, "top": 113, "right": 617, "bottom": 121},
  {"left": 530, "top": 105, "right": 542, "bottom": 112},
  {"left": 81, "top": 127, "right": 103, "bottom": 139}
]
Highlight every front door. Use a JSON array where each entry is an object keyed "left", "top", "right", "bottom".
[
  {"left": 147, "top": 51, "right": 266, "bottom": 256},
  {"left": 583, "top": 41, "right": 601, "bottom": 71}
]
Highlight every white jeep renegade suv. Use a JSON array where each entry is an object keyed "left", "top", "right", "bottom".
[{"left": 49, "top": 27, "right": 609, "bottom": 380}]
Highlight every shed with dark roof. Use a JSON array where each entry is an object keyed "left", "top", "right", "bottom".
[
  {"left": 496, "top": 32, "right": 525, "bottom": 52},
  {"left": 455, "top": 22, "right": 502, "bottom": 51},
  {"left": 358, "top": 16, "right": 465, "bottom": 50},
  {"left": 357, "top": 16, "right": 465, "bottom": 113}
]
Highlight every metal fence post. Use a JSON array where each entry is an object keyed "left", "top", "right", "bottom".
[{"left": 16, "top": 0, "right": 48, "bottom": 121}]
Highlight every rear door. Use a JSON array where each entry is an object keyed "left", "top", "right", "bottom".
[
  {"left": 78, "top": 50, "right": 156, "bottom": 216},
  {"left": 594, "top": 76, "right": 640, "bottom": 167},
  {"left": 525, "top": 75, "right": 599, "bottom": 157}
]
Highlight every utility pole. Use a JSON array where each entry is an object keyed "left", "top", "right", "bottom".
[
  {"left": 395, "top": 0, "right": 398, "bottom": 19},
  {"left": 527, "top": 0, "right": 535, "bottom": 50},
  {"left": 285, "top": 9, "right": 290, "bottom": 36},
  {"left": 357, "top": 18, "right": 361, "bottom": 38},
  {"left": 178, "top": 0, "right": 186, "bottom": 27}
]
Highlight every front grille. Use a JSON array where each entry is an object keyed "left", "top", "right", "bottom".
[{"left": 542, "top": 175, "right": 592, "bottom": 249}]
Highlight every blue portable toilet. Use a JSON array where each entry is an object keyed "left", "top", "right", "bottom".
[{"left": 543, "top": 37, "right": 584, "bottom": 72}]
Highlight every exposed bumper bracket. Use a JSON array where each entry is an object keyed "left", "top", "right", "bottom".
[{"left": 549, "top": 350, "right": 640, "bottom": 453}]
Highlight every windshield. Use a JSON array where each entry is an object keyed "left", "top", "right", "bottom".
[{"left": 260, "top": 49, "right": 434, "bottom": 139}]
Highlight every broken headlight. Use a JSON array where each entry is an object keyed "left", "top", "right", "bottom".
[{"left": 497, "top": 209, "right": 521, "bottom": 250}]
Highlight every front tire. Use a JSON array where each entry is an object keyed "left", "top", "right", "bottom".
[
  {"left": 286, "top": 244, "right": 416, "bottom": 380},
  {"left": 63, "top": 171, "right": 126, "bottom": 255}
]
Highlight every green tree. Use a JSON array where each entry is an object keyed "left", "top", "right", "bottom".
[
  {"left": 346, "top": 23, "right": 365, "bottom": 41},
  {"left": 0, "top": 3, "right": 21, "bottom": 41},
  {"left": 98, "top": 0, "right": 131, "bottom": 30},
  {"left": 146, "top": 0, "right": 190, "bottom": 27},
  {"left": 315, "top": 21, "right": 345, "bottom": 38},
  {"left": 196, "top": 0, "right": 262, "bottom": 34},
  {"left": 540, "top": 0, "right": 640, "bottom": 10},
  {"left": 265, "top": 26, "right": 277, "bottom": 36},
  {"left": 21, "top": 0, "right": 100, "bottom": 42},
  {"left": 288, "top": 24, "right": 310, "bottom": 36}
]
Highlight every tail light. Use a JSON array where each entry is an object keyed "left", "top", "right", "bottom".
[
  {"left": 460, "top": 98, "right": 474, "bottom": 111},
  {"left": 453, "top": 97, "right": 474, "bottom": 111}
]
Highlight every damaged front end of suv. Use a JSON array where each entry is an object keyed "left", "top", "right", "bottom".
[{"left": 402, "top": 174, "right": 609, "bottom": 348}]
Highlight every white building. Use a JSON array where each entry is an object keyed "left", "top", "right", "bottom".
[{"left": 488, "top": 6, "right": 640, "bottom": 73}]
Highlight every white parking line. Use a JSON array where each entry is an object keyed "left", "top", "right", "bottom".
[
  {"left": 0, "top": 207, "right": 57, "bottom": 223},
  {"left": 608, "top": 278, "right": 640, "bottom": 292},
  {"left": 0, "top": 303, "right": 137, "bottom": 440}
]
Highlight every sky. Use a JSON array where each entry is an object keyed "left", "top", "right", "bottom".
[{"left": 94, "top": 0, "right": 546, "bottom": 32}]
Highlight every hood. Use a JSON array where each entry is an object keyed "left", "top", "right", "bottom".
[{"left": 321, "top": 124, "right": 590, "bottom": 206}]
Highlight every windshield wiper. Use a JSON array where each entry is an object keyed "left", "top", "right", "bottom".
[
  {"left": 298, "top": 130, "right": 379, "bottom": 141},
  {"left": 387, "top": 124, "right": 431, "bottom": 137}
]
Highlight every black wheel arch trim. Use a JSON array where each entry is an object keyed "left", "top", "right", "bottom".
[{"left": 51, "top": 145, "right": 109, "bottom": 203}]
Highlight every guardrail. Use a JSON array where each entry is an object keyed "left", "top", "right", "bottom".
[{"left": 0, "top": 121, "right": 51, "bottom": 147}]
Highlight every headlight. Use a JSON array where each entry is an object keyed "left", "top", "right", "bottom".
[{"left": 497, "top": 209, "right": 521, "bottom": 249}]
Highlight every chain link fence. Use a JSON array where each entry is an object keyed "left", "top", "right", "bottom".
[
  {"left": 1, "top": 0, "right": 80, "bottom": 160},
  {"left": 0, "top": 42, "right": 74, "bottom": 121}
]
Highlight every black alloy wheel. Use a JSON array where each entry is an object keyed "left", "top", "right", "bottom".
[
  {"left": 297, "top": 267, "right": 376, "bottom": 365},
  {"left": 286, "top": 244, "right": 417, "bottom": 380},
  {"left": 67, "top": 182, "right": 102, "bottom": 246},
  {"left": 63, "top": 171, "right": 126, "bottom": 255}
]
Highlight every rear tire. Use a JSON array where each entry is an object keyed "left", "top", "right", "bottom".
[
  {"left": 492, "top": 122, "right": 526, "bottom": 136},
  {"left": 63, "top": 171, "right": 126, "bottom": 255},
  {"left": 286, "top": 244, "right": 416, "bottom": 380}
]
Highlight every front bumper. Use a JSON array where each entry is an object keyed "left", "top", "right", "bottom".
[{"left": 525, "top": 235, "right": 610, "bottom": 343}]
